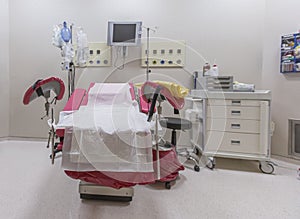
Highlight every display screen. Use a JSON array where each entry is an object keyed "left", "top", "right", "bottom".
[{"left": 112, "top": 24, "right": 136, "bottom": 43}]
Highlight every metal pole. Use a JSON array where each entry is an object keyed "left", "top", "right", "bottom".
[
  {"left": 155, "top": 114, "right": 160, "bottom": 180},
  {"left": 146, "top": 27, "right": 150, "bottom": 81}
]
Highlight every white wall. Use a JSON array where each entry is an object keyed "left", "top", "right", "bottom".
[
  {"left": 262, "top": 0, "right": 300, "bottom": 157},
  {"left": 9, "top": 0, "right": 265, "bottom": 138},
  {"left": 0, "top": 0, "right": 10, "bottom": 138}
]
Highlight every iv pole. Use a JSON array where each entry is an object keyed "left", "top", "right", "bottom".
[
  {"left": 68, "top": 24, "right": 75, "bottom": 99},
  {"left": 144, "top": 26, "right": 161, "bottom": 179},
  {"left": 144, "top": 26, "right": 156, "bottom": 81},
  {"left": 146, "top": 27, "right": 150, "bottom": 81}
]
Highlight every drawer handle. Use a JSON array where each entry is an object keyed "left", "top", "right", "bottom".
[
  {"left": 231, "top": 140, "right": 241, "bottom": 145},
  {"left": 231, "top": 123, "right": 241, "bottom": 129},
  {"left": 231, "top": 110, "right": 241, "bottom": 116},
  {"left": 232, "top": 100, "right": 241, "bottom": 105}
]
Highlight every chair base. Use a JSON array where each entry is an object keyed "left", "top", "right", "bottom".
[
  {"left": 79, "top": 181, "right": 134, "bottom": 202},
  {"left": 177, "top": 147, "right": 201, "bottom": 172}
]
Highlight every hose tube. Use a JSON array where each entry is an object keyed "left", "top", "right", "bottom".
[{"left": 147, "top": 86, "right": 162, "bottom": 122}]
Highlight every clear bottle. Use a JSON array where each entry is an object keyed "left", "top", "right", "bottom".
[
  {"left": 297, "top": 168, "right": 300, "bottom": 180},
  {"left": 211, "top": 64, "right": 219, "bottom": 76},
  {"left": 203, "top": 62, "right": 211, "bottom": 76}
]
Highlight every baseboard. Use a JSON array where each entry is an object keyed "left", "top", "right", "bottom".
[
  {"left": 271, "top": 154, "right": 300, "bottom": 165},
  {"left": 0, "top": 136, "right": 9, "bottom": 141},
  {"left": 0, "top": 136, "right": 47, "bottom": 143}
]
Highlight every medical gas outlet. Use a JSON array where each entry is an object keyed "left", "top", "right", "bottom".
[
  {"left": 141, "top": 41, "right": 185, "bottom": 68},
  {"left": 74, "top": 42, "right": 112, "bottom": 67}
]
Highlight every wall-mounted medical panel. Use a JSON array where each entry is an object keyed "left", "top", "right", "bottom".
[
  {"left": 141, "top": 41, "right": 185, "bottom": 68},
  {"left": 74, "top": 42, "right": 112, "bottom": 67}
]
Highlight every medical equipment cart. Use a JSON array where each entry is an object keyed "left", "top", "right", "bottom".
[{"left": 190, "top": 90, "right": 275, "bottom": 174}]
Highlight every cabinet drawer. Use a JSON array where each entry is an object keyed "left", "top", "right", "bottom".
[
  {"left": 205, "top": 131, "right": 265, "bottom": 154},
  {"left": 208, "top": 99, "right": 262, "bottom": 107},
  {"left": 207, "top": 105, "right": 260, "bottom": 120},
  {"left": 206, "top": 118, "right": 260, "bottom": 134}
]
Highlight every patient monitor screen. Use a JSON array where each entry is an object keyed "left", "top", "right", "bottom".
[{"left": 113, "top": 24, "right": 136, "bottom": 43}]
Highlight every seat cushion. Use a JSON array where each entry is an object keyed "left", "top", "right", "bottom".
[{"left": 160, "top": 117, "right": 192, "bottom": 130}]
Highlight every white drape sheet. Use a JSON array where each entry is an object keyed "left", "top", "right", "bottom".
[{"left": 61, "top": 83, "right": 154, "bottom": 172}]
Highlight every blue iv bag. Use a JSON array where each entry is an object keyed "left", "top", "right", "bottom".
[{"left": 61, "top": 21, "right": 71, "bottom": 43}]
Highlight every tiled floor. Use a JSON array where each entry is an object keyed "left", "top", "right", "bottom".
[{"left": 0, "top": 140, "right": 299, "bottom": 219}]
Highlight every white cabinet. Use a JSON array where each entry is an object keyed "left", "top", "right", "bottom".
[{"left": 190, "top": 90, "right": 275, "bottom": 174}]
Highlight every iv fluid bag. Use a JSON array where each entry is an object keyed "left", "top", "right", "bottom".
[{"left": 76, "top": 28, "right": 89, "bottom": 67}]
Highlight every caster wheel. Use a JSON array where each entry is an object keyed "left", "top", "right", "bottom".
[
  {"left": 165, "top": 182, "right": 171, "bottom": 190},
  {"left": 259, "top": 162, "right": 274, "bottom": 174},
  {"left": 194, "top": 165, "right": 200, "bottom": 172},
  {"left": 206, "top": 158, "right": 215, "bottom": 170}
]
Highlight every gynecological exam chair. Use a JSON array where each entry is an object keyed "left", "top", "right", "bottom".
[
  {"left": 23, "top": 80, "right": 189, "bottom": 201},
  {"left": 23, "top": 77, "right": 65, "bottom": 163}
]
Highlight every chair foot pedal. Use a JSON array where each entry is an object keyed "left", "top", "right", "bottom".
[{"left": 80, "top": 194, "right": 132, "bottom": 202}]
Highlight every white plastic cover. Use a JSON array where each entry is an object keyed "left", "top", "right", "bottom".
[
  {"left": 75, "top": 27, "right": 89, "bottom": 67},
  {"left": 61, "top": 83, "right": 154, "bottom": 172}
]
